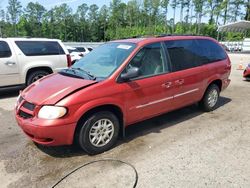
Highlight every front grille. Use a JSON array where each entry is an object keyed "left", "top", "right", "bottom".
[
  {"left": 18, "top": 98, "right": 36, "bottom": 119},
  {"left": 19, "top": 110, "right": 33, "bottom": 119},
  {"left": 23, "top": 102, "right": 35, "bottom": 111}
]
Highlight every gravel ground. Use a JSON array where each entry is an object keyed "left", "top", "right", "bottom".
[{"left": 0, "top": 53, "right": 249, "bottom": 188}]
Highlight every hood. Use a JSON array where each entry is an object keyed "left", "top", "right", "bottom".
[{"left": 22, "top": 73, "right": 97, "bottom": 105}]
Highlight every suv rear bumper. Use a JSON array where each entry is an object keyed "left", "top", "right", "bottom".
[{"left": 16, "top": 115, "right": 76, "bottom": 146}]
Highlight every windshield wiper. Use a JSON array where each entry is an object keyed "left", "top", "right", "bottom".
[{"left": 71, "top": 67, "right": 96, "bottom": 80}]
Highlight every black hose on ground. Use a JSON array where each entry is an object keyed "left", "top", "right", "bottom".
[{"left": 51, "top": 159, "right": 138, "bottom": 188}]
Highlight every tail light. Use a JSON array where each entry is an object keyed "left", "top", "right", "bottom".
[{"left": 66, "top": 54, "right": 72, "bottom": 67}]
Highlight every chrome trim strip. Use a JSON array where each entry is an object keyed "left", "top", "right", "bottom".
[
  {"left": 134, "top": 88, "right": 199, "bottom": 109},
  {"left": 174, "top": 88, "right": 199, "bottom": 98},
  {"left": 136, "top": 96, "right": 173, "bottom": 109}
]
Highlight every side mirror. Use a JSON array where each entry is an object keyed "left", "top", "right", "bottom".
[{"left": 120, "top": 67, "right": 140, "bottom": 82}]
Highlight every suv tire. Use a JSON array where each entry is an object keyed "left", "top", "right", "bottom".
[
  {"left": 27, "top": 70, "right": 49, "bottom": 85},
  {"left": 77, "top": 111, "right": 120, "bottom": 155},
  {"left": 199, "top": 84, "right": 220, "bottom": 112}
]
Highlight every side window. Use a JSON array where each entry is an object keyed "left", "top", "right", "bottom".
[
  {"left": 164, "top": 40, "right": 202, "bottom": 72},
  {"left": 165, "top": 39, "right": 227, "bottom": 72},
  {"left": 0, "top": 41, "right": 12, "bottom": 58},
  {"left": 15, "top": 41, "right": 65, "bottom": 56},
  {"left": 196, "top": 39, "right": 227, "bottom": 63},
  {"left": 125, "top": 42, "right": 168, "bottom": 78}
]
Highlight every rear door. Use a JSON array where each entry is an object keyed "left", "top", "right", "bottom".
[
  {"left": 118, "top": 42, "right": 178, "bottom": 124},
  {"left": 0, "top": 40, "right": 19, "bottom": 87},
  {"left": 164, "top": 39, "right": 206, "bottom": 108}
]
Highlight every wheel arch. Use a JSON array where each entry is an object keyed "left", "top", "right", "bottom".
[
  {"left": 74, "top": 104, "right": 125, "bottom": 144},
  {"left": 208, "top": 79, "right": 222, "bottom": 91},
  {"left": 25, "top": 66, "right": 53, "bottom": 84}
]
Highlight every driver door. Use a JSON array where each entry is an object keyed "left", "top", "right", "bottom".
[{"left": 118, "top": 42, "right": 177, "bottom": 124}]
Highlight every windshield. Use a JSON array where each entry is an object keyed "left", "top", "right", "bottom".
[{"left": 71, "top": 42, "right": 136, "bottom": 79}]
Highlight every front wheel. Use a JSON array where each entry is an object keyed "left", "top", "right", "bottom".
[
  {"left": 199, "top": 84, "right": 220, "bottom": 112},
  {"left": 77, "top": 111, "right": 120, "bottom": 155}
]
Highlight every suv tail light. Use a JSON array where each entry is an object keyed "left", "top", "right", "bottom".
[{"left": 66, "top": 54, "right": 72, "bottom": 67}]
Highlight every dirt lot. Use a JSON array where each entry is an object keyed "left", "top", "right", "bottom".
[{"left": 0, "top": 53, "right": 250, "bottom": 188}]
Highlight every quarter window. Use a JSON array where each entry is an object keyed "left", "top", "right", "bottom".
[
  {"left": 124, "top": 42, "right": 167, "bottom": 78},
  {"left": 165, "top": 39, "right": 227, "bottom": 72},
  {"left": 0, "top": 41, "right": 12, "bottom": 58},
  {"left": 15, "top": 41, "right": 65, "bottom": 56}
]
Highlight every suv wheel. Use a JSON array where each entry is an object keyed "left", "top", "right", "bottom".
[
  {"left": 199, "top": 84, "right": 220, "bottom": 112},
  {"left": 27, "top": 70, "right": 49, "bottom": 85},
  {"left": 77, "top": 111, "right": 120, "bottom": 155}
]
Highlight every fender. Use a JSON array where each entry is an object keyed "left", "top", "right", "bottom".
[{"left": 72, "top": 97, "right": 126, "bottom": 125}]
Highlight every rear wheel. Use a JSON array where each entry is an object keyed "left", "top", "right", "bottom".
[
  {"left": 27, "top": 70, "right": 49, "bottom": 85},
  {"left": 199, "top": 84, "right": 220, "bottom": 112},
  {"left": 77, "top": 111, "right": 120, "bottom": 155}
]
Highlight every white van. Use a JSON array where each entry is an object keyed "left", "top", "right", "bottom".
[
  {"left": 0, "top": 38, "right": 71, "bottom": 88},
  {"left": 242, "top": 38, "right": 250, "bottom": 52}
]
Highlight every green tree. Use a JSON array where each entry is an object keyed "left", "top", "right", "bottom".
[
  {"left": 76, "top": 3, "right": 89, "bottom": 41},
  {"left": 7, "top": 0, "right": 22, "bottom": 36},
  {"left": 245, "top": 0, "right": 250, "bottom": 20},
  {"left": 161, "top": 0, "right": 170, "bottom": 32},
  {"left": 24, "top": 2, "right": 46, "bottom": 37},
  {"left": 171, "top": 0, "right": 178, "bottom": 32},
  {"left": 88, "top": 4, "right": 99, "bottom": 41}
]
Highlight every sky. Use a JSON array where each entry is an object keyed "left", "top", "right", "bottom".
[
  {"left": 0, "top": 0, "right": 183, "bottom": 22},
  {"left": 0, "top": 0, "right": 245, "bottom": 25},
  {"left": 0, "top": 0, "right": 129, "bottom": 11}
]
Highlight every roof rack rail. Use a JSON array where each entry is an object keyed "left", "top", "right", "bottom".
[{"left": 156, "top": 34, "right": 200, "bottom": 37}]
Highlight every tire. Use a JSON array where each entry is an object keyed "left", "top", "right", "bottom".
[
  {"left": 199, "top": 84, "right": 220, "bottom": 112},
  {"left": 27, "top": 70, "right": 49, "bottom": 85},
  {"left": 77, "top": 111, "right": 120, "bottom": 155}
]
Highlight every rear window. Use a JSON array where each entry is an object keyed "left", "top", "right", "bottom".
[
  {"left": 15, "top": 41, "right": 65, "bottom": 56},
  {"left": 76, "top": 47, "right": 85, "bottom": 52},
  {"left": 0, "top": 41, "right": 12, "bottom": 58},
  {"left": 164, "top": 39, "right": 227, "bottom": 72}
]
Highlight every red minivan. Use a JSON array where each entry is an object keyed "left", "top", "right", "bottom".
[{"left": 15, "top": 36, "right": 231, "bottom": 154}]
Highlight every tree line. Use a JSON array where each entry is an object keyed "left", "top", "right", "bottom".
[{"left": 0, "top": 0, "right": 249, "bottom": 42}]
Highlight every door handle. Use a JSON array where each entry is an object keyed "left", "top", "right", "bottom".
[
  {"left": 162, "top": 82, "right": 172, "bottom": 88},
  {"left": 175, "top": 79, "right": 184, "bottom": 85},
  {"left": 5, "top": 61, "right": 16, "bottom": 66}
]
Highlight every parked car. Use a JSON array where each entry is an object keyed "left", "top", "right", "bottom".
[
  {"left": 242, "top": 38, "right": 250, "bottom": 52},
  {"left": 221, "top": 44, "right": 229, "bottom": 52},
  {"left": 75, "top": 46, "right": 93, "bottom": 56},
  {"left": 15, "top": 36, "right": 231, "bottom": 154},
  {"left": 66, "top": 46, "right": 83, "bottom": 64},
  {"left": 243, "top": 64, "right": 250, "bottom": 81},
  {"left": 0, "top": 38, "right": 71, "bottom": 88}
]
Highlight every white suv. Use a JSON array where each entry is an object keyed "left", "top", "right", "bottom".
[{"left": 0, "top": 38, "right": 71, "bottom": 88}]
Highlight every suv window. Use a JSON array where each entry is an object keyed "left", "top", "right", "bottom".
[
  {"left": 15, "top": 41, "right": 65, "bottom": 56},
  {"left": 165, "top": 39, "right": 227, "bottom": 72},
  {"left": 0, "top": 41, "right": 12, "bottom": 58},
  {"left": 124, "top": 42, "right": 167, "bottom": 78}
]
